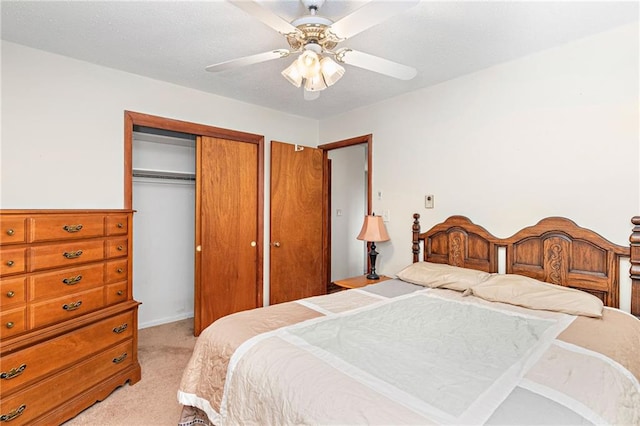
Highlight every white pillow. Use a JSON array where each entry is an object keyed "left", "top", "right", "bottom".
[
  {"left": 396, "top": 262, "right": 492, "bottom": 292},
  {"left": 470, "top": 274, "right": 603, "bottom": 318}
]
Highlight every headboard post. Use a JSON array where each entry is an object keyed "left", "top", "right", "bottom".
[
  {"left": 412, "top": 213, "right": 421, "bottom": 263},
  {"left": 630, "top": 216, "right": 640, "bottom": 317}
]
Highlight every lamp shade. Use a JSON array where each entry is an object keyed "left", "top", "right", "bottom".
[{"left": 356, "top": 215, "right": 390, "bottom": 242}]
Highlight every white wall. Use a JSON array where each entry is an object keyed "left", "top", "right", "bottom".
[
  {"left": 320, "top": 23, "right": 639, "bottom": 312},
  {"left": 1, "top": 40, "right": 318, "bottom": 325},
  {"left": 1, "top": 41, "right": 318, "bottom": 210}
]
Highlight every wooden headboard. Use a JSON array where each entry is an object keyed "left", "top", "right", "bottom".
[
  {"left": 412, "top": 215, "right": 500, "bottom": 273},
  {"left": 412, "top": 214, "right": 632, "bottom": 310}
]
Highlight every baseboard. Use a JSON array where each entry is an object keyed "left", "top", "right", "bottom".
[{"left": 139, "top": 313, "right": 194, "bottom": 329}]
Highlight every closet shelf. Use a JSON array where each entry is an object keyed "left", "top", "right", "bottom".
[{"left": 132, "top": 168, "right": 195, "bottom": 181}]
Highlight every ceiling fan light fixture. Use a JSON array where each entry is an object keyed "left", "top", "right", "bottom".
[
  {"left": 304, "top": 73, "right": 327, "bottom": 92},
  {"left": 320, "top": 56, "right": 345, "bottom": 87},
  {"left": 281, "top": 60, "right": 303, "bottom": 88}
]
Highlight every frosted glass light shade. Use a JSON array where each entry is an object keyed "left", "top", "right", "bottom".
[
  {"left": 281, "top": 61, "right": 303, "bottom": 87},
  {"left": 320, "top": 57, "right": 345, "bottom": 87},
  {"left": 297, "top": 50, "right": 321, "bottom": 79},
  {"left": 304, "top": 74, "right": 327, "bottom": 92}
]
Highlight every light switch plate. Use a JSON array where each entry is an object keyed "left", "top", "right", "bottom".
[{"left": 425, "top": 195, "right": 434, "bottom": 209}]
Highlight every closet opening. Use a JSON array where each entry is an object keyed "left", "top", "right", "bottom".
[{"left": 132, "top": 125, "right": 196, "bottom": 329}]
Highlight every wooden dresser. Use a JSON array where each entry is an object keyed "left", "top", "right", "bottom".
[{"left": 0, "top": 210, "right": 141, "bottom": 425}]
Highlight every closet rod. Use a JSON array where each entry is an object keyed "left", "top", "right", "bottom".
[{"left": 132, "top": 168, "right": 195, "bottom": 181}]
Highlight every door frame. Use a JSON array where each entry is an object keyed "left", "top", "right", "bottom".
[
  {"left": 318, "top": 134, "right": 373, "bottom": 289},
  {"left": 123, "top": 110, "right": 265, "bottom": 311}
]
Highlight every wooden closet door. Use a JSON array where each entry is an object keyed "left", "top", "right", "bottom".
[
  {"left": 270, "top": 141, "right": 325, "bottom": 304},
  {"left": 195, "top": 136, "right": 259, "bottom": 335}
]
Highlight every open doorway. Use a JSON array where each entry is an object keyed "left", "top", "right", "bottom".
[{"left": 319, "top": 135, "right": 373, "bottom": 291}]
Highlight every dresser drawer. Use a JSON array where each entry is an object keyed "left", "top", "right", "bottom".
[
  {"left": 0, "top": 339, "right": 133, "bottom": 425},
  {"left": 28, "top": 264, "right": 104, "bottom": 301},
  {"left": 0, "top": 247, "right": 26, "bottom": 277},
  {"left": 0, "top": 306, "right": 26, "bottom": 339},
  {"left": 0, "top": 310, "right": 134, "bottom": 395},
  {"left": 1, "top": 277, "right": 26, "bottom": 307},
  {"left": 0, "top": 217, "right": 27, "bottom": 245},
  {"left": 105, "top": 282, "right": 128, "bottom": 306},
  {"left": 29, "top": 215, "right": 104, "bottom": 243},
  {"left": 29, "top": 240, "right": 104, "bottom": 272},
  {"left": 106, "top": 238, "right": 128, "bottom": 259},
  {"left": 106, "top": 215, "right": 128, "bottom": 236},
  {"left": 29, "top": 288, "right": 105, "bottom": 329},
  {"left": 105, "top": 259, "right": 128, "bottom": 283}
]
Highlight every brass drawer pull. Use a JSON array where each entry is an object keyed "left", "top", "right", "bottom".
[
  {"left": 116, "top": 268, "right": 124, "bottom": 273},
  {"left": 116, "top": 290, "right": 124, "bottom": 296},
  {"left": 112, "top": 324, "right": 128, "bottom": 334},
  {"left": 6, "top": 291, "right": 15, "bottom": 298},
  {"left": 62, "top": 301, "right": 82, "bottom": 311},
  {"left": 1, "top": 364, "right": 27, "bottom": 380},
  {"left": 117, "top": 245, "right": 124, "bottom": 251},
  {"left": 6, "top": 260, "right": 14, "bottom": 267},
  {"left": 0, "top": 404, "right": 26, "bottom": 422},
  {"left": 62, "top": 224, "right": 83, "bottom": 233},
  {"left": 5, "top": 322, "right": 14, "bottom": 329},
  {"left": 63, "top": 250, "right": 83, "bottom": 259},
  {"left": 112, "top": 353, "right": 128, "bottom": 364},
  {"left": 6, "top": 229, "right": 14, "bottom": 236},
  {"left": 62, "top": 275, "right": 83, "bottom": 285},
  {"left": 117, "top": 223, "right": 124, "bottom": 228}
]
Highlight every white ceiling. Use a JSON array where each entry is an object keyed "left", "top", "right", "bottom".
[{"left": 2, "top": 1, "right": 637, "bottom": 120}]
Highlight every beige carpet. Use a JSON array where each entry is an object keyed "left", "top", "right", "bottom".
[{"left": 64, "top": 318, "right": 197, "bottom": 426}]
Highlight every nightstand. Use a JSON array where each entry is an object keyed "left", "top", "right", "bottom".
[{"left": 333, "top": 274, "right": 392, "bottom": 290}]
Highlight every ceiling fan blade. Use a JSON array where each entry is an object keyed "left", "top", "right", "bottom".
[
  {"left": 228, "top": 0, "right": 299, "bottom": 35},
  {"left": 337, "top": 49, "right": 417, "bottom": 80},
  {"left": 329, "top": 0, "right": 419, "bottom": 40},
  {"left": 205, "top": 49, "right": 291, "bottom": 73}
]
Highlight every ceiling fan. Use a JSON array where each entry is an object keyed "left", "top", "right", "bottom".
[{"left": 205, "top": 0, "right": 420, "bottom": 100}]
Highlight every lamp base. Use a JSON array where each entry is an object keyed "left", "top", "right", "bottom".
[{"left": 366, "top": 241, "right": 381, "bottom": 281}]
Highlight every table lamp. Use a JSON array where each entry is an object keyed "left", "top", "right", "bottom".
[{"left": 356, "top": 213, "right": 390, "bottom": 280}]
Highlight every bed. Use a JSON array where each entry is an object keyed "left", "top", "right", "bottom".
[{"left": 177, "top": 214, "right": 640, "bottom": 425}]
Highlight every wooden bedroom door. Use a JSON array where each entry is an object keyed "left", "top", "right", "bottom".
[
  {"left": 270, "top": 141, "right": 325, "bottom": 304},
  {"left": 194, "top": 136, "right": 260, "bottom": 335}
]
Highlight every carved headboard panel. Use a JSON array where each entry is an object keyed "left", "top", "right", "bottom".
[
  {"left": 503, "top": 217, "right": 629, "bottom": 308},
  {"left": 412, "top": 214, "right": 631, "bottom": 309},
  {"left": 412, "top": 214, "right": 499, "bottom": 273}
]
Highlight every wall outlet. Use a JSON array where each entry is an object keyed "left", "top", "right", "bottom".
[
  {"left": 382, "top": 210, "right": 390, "bottom": 222},
  {"left": 425, "top": 195, "right": 434, "bottom": 209}
]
